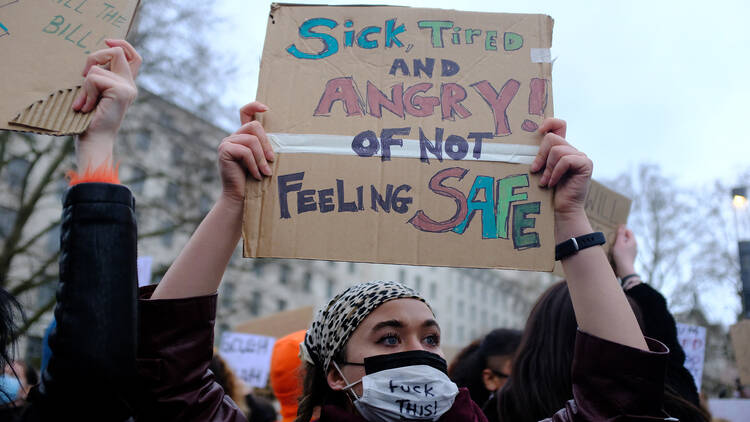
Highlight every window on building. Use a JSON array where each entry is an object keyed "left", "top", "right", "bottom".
[
  {"left": 429, "top": 282, "right": 437, "bottom": 299},
  {"left": 221, "top": 281, "right": 235, "bottom": 308},
  {"left": 277, "top": 299, "right": 287, "bottom": 311},
  {"left": 302, "top": 271, "right": 312, "bottom": 293},
  {"left": 457, "top": 326, "right": 465, "bottom": 343},
  {"left": 171, "top": 144, "right": 185, "bottom": 165},
  {"left": 349, "top": 262, "right": 356, "bottom": 273},
  {"left": 199, "top": 194, "right": 212, "bottom": 215},
  {"left": 457, "top": 300, "right": 464, "bottom": 317},
  {"left": 398, "top": 268, "right": 406, "bottom": 283},
  {"left": 326, "top": 278, "right": 335, "bottom": 298},
  {"left": 46, "top": 223, "right": 61, "bottom": 253},
  {"left": 160, "top": 112, "right": 174, "bottom": 129},
  {"left": 130, "top": 167, "right": 146, "bottom": 195},
  {"left": 470, "top": 305, "right": 476, "bottom": 322},
  {"left": 249, "top": 291, "right": 262, "bottom": 316},
  {"left": 25, "top": 335, "right": 44, "bottom": 369},
  {"left": 160, "top": 220, "right": 174, "bottom": 248},
  {"left": 166, "top": 182, "right": 181, "bottom": 205},
  {"left": 252, "top": 262, "right": 264, "bottom": 277},
  {"left": 135, "top": 130, "right": 151, "bottom": 151},
  {"left": 6, "top": 157, "right": 29, "bottom": 188},
  {"left": 327, "top": 261, "right": 335, "bottom": 267},
  {"left": 414, "top": 276, "right": 422, "bottom": 293},
  {"left": 0, "top": 206, "right": 17, "bottom": 238},
  {"left": 37, "top": 280, "right": 57, "bottom": 308},
  {"left": 481, "top": 310, "right": 488, "bottom": 329},
  {"left": 280, "top": 264, "right": 291, "bottom": 284}
]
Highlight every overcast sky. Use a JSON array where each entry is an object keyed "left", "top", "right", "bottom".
[{"left": 214, "top": 0, "right": 750, "bottom": 188}]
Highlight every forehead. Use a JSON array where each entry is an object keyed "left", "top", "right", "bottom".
[{"left": 356, "top": 298, "right": 437, "bottom": 330}]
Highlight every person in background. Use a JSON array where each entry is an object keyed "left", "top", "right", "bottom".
[
  {"left": 495, "top": 225, "right": 712, "bottom": 422},
  {"left": 270, "top": 330, "right": 307, "bottom": 422},
  {"left": 447, "top": 329, "right": 522, "bottom": 411},
  {"left": 210, "top": 352, "right": 251, "bottom": 416},
  {"left": 613, "top": 225, "right": 713, "bottom": 421}
]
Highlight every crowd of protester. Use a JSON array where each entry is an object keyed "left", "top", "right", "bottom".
[{"left": 0, "top": 40, "right": 730, "bottom": 421}]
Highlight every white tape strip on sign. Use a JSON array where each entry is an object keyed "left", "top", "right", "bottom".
[
  {"left": 530, "top": 48, "right": 552, "bottom": 63},
  {"left": 268, "top": 133, "right": 539, "bottom": 164}
]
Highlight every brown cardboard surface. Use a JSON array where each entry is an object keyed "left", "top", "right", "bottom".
[
  {"left": 244, "top": 4, "right": 555, "bottom": 270},
  {"left": 730, "top": 320, "right": 750, "bottom": 385},
  {"left": 553, "top": 180, "right": 632, "bottom": 277},
  {"left": 0, "top": 0, "right": 139, "bottom": 135},
  {"left": 234, "top": 306, "right": 315, "bottom": 338}
]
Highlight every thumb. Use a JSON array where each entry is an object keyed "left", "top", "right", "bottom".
[{"left": 240, "top": 101, "right": 269, "bottom": 125}]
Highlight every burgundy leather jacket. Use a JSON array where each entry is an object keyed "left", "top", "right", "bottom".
[{"left": 135, "top": 289, "right": 671, "bottom": 422}]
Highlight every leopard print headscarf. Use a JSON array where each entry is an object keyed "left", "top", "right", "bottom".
[{"left": 301, "top": 280, "right": 430, "bottom": 371}]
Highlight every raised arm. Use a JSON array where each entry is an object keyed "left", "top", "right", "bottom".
[
  {"left": 29, "top": 40, "right": 141, "bottom": 418},
  {"left": 150, "top": 102, "right": 275, "bottom": 299},
  {"left": 531, "top": 119, "right": 647, "bottom": 351}
]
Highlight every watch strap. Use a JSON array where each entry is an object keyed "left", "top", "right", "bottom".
[{"left": 555, "top": 232, "right": 606, "bottom": 261}]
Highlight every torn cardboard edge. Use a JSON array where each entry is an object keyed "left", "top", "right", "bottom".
[
  {"left": 8, "top": 85, "right": 93, "bottom": 135},
  {"left": 3, "top": 0, "right": 141, "bottom": 136}
]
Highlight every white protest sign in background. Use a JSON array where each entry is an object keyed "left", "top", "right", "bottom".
[
  {"left": 677, "top": 323, "right": 707, "bottom": 390},
  {"left": 136, "top": 256, "right": 153, "bottom": 287},
  {"left": 219, "top": 331, "right": 276, "bottom": 388}
]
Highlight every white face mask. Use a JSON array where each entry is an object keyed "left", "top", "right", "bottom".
[{"left": 334, "top": 351, "right": 459, "bottom": 422}]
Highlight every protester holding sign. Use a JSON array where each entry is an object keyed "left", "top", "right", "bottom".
[
  {"left": 0, "top": 40, "right": 140, "bottom": 421},
  {"left": 132, "top": 93, "right": 676, "bottom": 421}
]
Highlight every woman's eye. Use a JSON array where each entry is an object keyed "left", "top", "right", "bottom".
[
  {"left": 379, "top": 334, "right": 399, "bottom": 346},
  {"left": 424, "top": 334, "right": 440, "bottom": 347}
]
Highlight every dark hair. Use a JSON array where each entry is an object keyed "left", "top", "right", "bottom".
[
  {"left": 295, "top": 350, "right": 349, "bottom": 422},
  {"left": 22, "top": 362, "right": 38, "bottom": 387},
  {"left": 0, "top": 288, "right": 24, "bottom": 403},
  {"left": 209, "top": 353, "right": 249, "bottom": 415},
  {"left": 498, "top": 282, "right": 578, "bottom": 422},
  {"left": 497, "top": 281, "right": 708, "bottom": 422},
  {"left": 447, "top": 339, "right": 482, "bottom": 402},
  {"left": 448, "top": 329, "right": 522, "bottom": 406}
]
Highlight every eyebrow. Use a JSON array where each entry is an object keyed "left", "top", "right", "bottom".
[
  {"left": 422, "top": 319, "right": 440, "bottom": 330},
  {"left": 371, "top": 319, "right": 441, "bottom": 331},
  {"left": 372, "top": 319, "right": 404, "bottom": 331}
]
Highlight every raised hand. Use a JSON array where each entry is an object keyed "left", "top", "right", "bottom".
[
  {"left": 72, "top": 39, "right": 142, "bottom": 172},
  {"left": 530, "top": 118, "right": 592, "bottom": 222},
  {"left": 217, "top": 102, "right": 274, "bottom": 204},
  {"left": 612, "top": 225, "right": 641, "bottom": 289}
]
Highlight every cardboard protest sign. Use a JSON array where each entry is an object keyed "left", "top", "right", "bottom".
[
  {"left": 677, "top": 323, "right": 706, "bottom": 390},
  {"left": 234, "top": 306, "right": 314, "bottom": 338},
  {"left": 553, "top": 180, "right": 632, "bottom": 276},
  {"left": 0, "top": 0, "right": 139, "bottom": 135},
  {"left": 219, "top": 331, "right": 276, "bottom": 388},
  {"left": 730, "top": 320, "right": 750, "bottom": 385},
  {"left": 244, "top": 4, "right": 555, "bottom": 270}
]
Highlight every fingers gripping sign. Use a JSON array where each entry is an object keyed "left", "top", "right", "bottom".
[
  {"left": 530, "top": 118, "right": 592, "bottom": 218},
  {"left": 219, "top": 102, "right": 274, "bottom": 204},
  {"left": 72, "top": 39, "right": 142, "bottom": 173}
]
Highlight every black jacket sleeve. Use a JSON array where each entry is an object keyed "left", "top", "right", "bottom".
[{"left": 26, "top": 183, "right": 138, "bottom": 420}]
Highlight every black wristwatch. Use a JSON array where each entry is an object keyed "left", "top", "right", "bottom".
[{"left": 555, "top": 232, "right": 605, "bottom": 261}]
